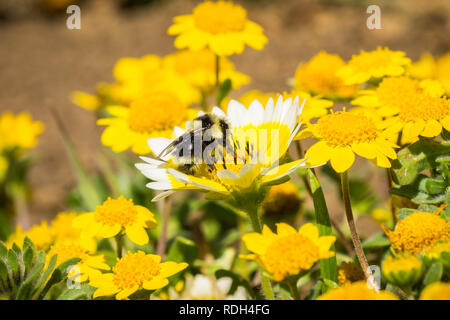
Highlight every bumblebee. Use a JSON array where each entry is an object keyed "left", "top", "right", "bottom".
[{"left": 158, "top": 113, "right": 236, "bottom": 175}]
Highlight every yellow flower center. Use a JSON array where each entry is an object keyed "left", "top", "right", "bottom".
[
  {"left": 382, "top": 254, "right": 421, "bottom": 274},
  {"left": 263, "top": 234, "right": 319, "bottom": 281},
  {"left": 316, "top": 111, "right": 378, "bottom": 146},
  {"left": 193, "top": 1, "right": 247, "bottom": 34},
  {"left": 48, "top": 242, "right": 88, "bottom": 265},
  {"left": 113, "top": 251, "right": 160, "bottom": 289},
  {"left": 384, "top": 211, "right": 450, "bottom": 254},
  {"left": 95, "top": 196, "right": 138, "bottom": 227},
  {"left": 128, "top": 93, "right": 187, "bottom": 133},
  {"left": 399, "top": 94, "right": 449, "bottom": 122}
]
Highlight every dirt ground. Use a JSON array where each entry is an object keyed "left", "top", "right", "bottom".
[{"left": 1, "top": 0, "right": 450, "bottom": 230}]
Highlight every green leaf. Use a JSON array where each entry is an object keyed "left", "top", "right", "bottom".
[
  {"left": 22, "top": 237, "right": 35, "bottom": 253},
  {"left": 0, "top": 241, "right": 7, "bottom": 259},
  {"left": 216, "top": 78, "right": 232, "bottom": 106},
  {"left": 167, "top": 236, "right": 198, "bottom": 265},
  {"left": 423, "top": 262, "right": 443, "bottom": 285},
  {"left": 33, "top": 254, "right": 58, "bottom": 298},
  {"left": 23, "top": 247, "right": 34, "bottom": 272},
  {"left": 391, "top": 140, "right": 450, "bottom": 185},
  {"left": 15, "top": 262, "right": 45, "bottom": 300},
  {"left": 307, "top": 169, "right": 338, "bottom": 285},
  {"left": 38, "top": 257, "right": 81, "bottom": 299},
  {"left": 57, "top": 284, "right": 94, "bottom": 300},
  {"left": 0, "top": 258, "right": 8, "bottom": 282},
  {"left": 362, "top": 232, "right": 391, "bottom": 249},
  {"left": 7, "top": 249, "right": 19, "bottom": 274},
  {"left": 323, "top": 279, "right": 339, "bottom": 289}
]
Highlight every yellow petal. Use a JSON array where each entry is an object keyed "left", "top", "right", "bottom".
[
  {"left": 242, "top": 233, "right": 273, "bottom": 255},
  {"left": 317, "top": 236, "right": 337, "bottom": 259},
  {"left": 376, "top": 153, "right": 392, "bottom": 168},
  {"left": 352, "top": 142, "right": 377, "bottom": 160},
  {"left": 136, "top": 205, "right": 157, "bottom": 229},
  {"left": 304, "top": 141, "right": 332, "bottom": 167},
  {"left": 329, "top": 146, "right": 355, "bottom": 173},
  {"left": 276, "top": 223, "right": 297, "bottom": 237},
  {"left": 93, "top": 285, "right": 120, "bottom": 299},
  {"left": 298, "top": 223, "right": 319, "bottom": 241},
  {"left": 441, "top": 116, "right": 450, "bottom": 131},
  {"left": 125, "top": 225, "right": 149, "bottom": 246},
  {"left": 374, "top": 138, "right": 397, "bottom": 159},
  {"left": 98, "top": 223, "right": 121, "bottom": 238},
  {"left": 402, "top": 120, "right": 425, "bottom": 141},
  {"left": 159, "top": 262, "right": 188, "bottom": 278},
  {"left": 143, "top": 276, "right": 169, "bottom": 291},
  {"left": 115, "top": 285, "right": 139, "bottom": 300},
  {"left": 421, "top": 119, "right": 442, "bottom": 137}
]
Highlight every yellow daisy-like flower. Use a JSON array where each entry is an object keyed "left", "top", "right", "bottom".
[
  {"left": 317, "top": 281, "right": 399, "bottom": 300},
  {"left": 163, "top": 49, "right": 250, "bottom": 93},
  {"left": 352, "top": 76, "right": 450, "bottom": 143},
  {"left": 337, "top": 262, "right": 365, "bottom": 286},
  {"left": 294, "top": 51, "right": 357, "bottom": 99},
  {"left": 7, "top": 221, "right": 53, "bottom": 251},
  {"left": 423, "top": 240, "right": 450, "bottom": 260},
  {"left": 241, "top": 223, "right": 336, "bottom": 282},
  {"left": 136, "top": 97, "right": 309, "bottom": 200},
  {"left": 382, "top": 254, "right": 422, "bottom": 288},
  {"left": 168, "top": 0, "right": 268, "bottom": 56},
  {"left": 420, "top": 282, "right": 450, "bottom": 300},
  {"left": 262, "top": 181, "right": 301, "bottom": 217},
  {"left": 73, "top": 196, "right": 157, "bottom": 246},
  {"left": 50, "top": 212, "right": 96, "bottom": 252},
  {"left": 409, "top": 52, "right": 450, "bottom": 95},
  {"left": 0, "top": 112, "right": 44, "bottom": 152},
  {"left": 89, "top": 251, "right": 188, "bottom": 300},
  {"left": 299, "top": 109, "right": 398, "bottom": 173},
  {"left": 382, "top": 208, "right": 450, "bottom": 255},
  {"left": 46, "top": 240, "right": 110, "bottom": 283},
  {"left": 70, "top": 91, "right": 102, "bottom": 111},
  {"left": 337, "top": 46, "right": 411, "bottom": 85},
  {"left": 97, "top": 92, "right": 197, "bottom": 155}
]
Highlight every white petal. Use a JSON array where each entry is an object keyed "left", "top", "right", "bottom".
[
  {"left": 136, "top": 165, "right": 169, "bottom": 181},
  {"left": 174, "top": 126, "right": 185, "bottom": 138},
  {"left": 146, "top": 181, "right": 172, "bottom": 190},
  {"left": 147, "top": 137, "right": 172, "bottom": 159},
  {"left": 248, "top": 100, "right": 265, "bottom": 126},
  {"left": 216, "top": 170, "right": 240, "bottom": 181},
  {"left": 152, "top": 191, "right": 175, "bottom": 201},
  {"left": 211, "top": 106, "right": 226, "bottom": 118},
  {"left": 138, "top": 156, "right": 164, "bottom": 166}
]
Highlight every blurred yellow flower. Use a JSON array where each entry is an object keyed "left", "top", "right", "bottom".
[
  {"left": 7, "top": 221, "right": 53, "bottom": 251},
  {"left": 70, "top": 91, "right": 102, "bottom": 111},
  {"left": 89, "top": 251, "right": 188, "bottom": 300},
  {"left": 419, "top": 282, "right": 450, "bottom": 300},
  {"left": 383, "top": 208, "right": 450, "bottom": 254},
  {"left": 97, "top": 92, "right": 197, "bottom": 154},
  {"left": 50, "top": 212, "right": 96, "bottom": 252},
  {"left": 382, "top": 254, "right": 422, "bottom": 288},
  {"left": 0, "top": 112, "right": 44, "bottom": 152},
  {"left": 337, "top": 261, "right": 365, "bottom": 286},
  {"left": 0, "top": 155, "right": 8, "bottom": 181},
  {"left": 294, "top": 51, "right": 357, "bottom": 98},
  {"left": 262, "top": 181, "right": 301, "bottom": 217},
  {"left": 241, "top": 223, "right": 335, "bottom": 281},
  {"left": 337, "top": 47, "right": 411, "bottom": 85},
  {"left": 168, "top": 0, "right": 267, "bottom": 56},
  {"left": 371, "top": 208, "right": 392, "bottom": 224},
  {"left": 47, "top": 240, "right": 110, "bottom": 283},
  {"left": 409, "top": 52, "right": 450, "bottom": 95},
  {"left": 164, "top": 49, "right": 250, "bottom": 93},
  {"left": 110, "top": 55, "right": 200, "bottom": 107},
  {"left": 317, "top": 281, "right": 399, "bottom": 300},
  {"left": 299, "top": 109, "right": 398, "bottom": 172},
  {"left": 73, "top": 196, "right": 157, "bottom": 246}
]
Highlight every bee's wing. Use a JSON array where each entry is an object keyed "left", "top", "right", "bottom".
[{"left": 157, "top": 127, "right": 205, "bottom": 160}]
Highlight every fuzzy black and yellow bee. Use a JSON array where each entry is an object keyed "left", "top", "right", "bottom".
[{"left": 158, "top": 113, "right": 238, "bottom": 175}]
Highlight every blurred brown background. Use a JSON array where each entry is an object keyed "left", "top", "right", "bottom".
[{"left": 1, "top": 0, "right": 449, "bottom": 228}]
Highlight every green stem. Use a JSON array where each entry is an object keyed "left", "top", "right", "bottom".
[
  {"left": 115, "top": 235, "right": 123, "bottom": 259},
  {"left": 287, "top": 279, "right": 300, "bottom": 300},
  {"left": 246, "top": 206, "right": 275, "bottom": 300},
  {"left": 340, "top": 171, "right": 379, "bottom": 291},
  {"left": 306, "top": 169, "right": 338, "bottom": 286},
  {"left": 157, "top": 196, "right": 171, "bottom": 259},
  {"left": 385, "top": 168, "right": 397, "bottom": 226}
]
